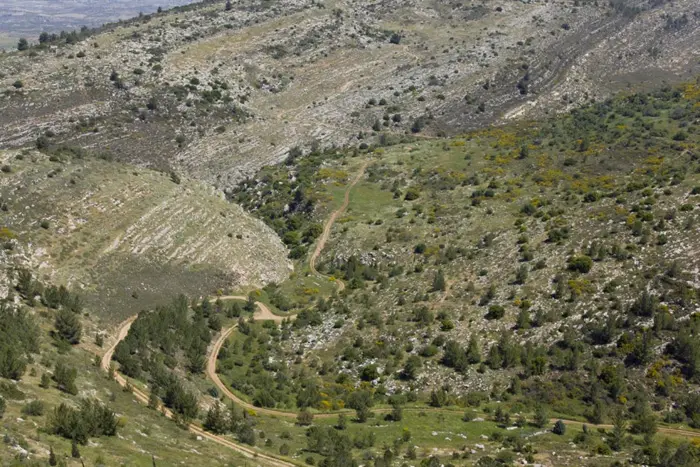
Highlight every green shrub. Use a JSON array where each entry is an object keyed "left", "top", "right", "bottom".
[
  {"left": 553, "top": 420, "right": 566, "bottom": 435},
  {"left": 567, "top": 255, "right": 593, "bottom": 273},
  {"left": 22, "top": 400, "right": 45, "bottom": 416},
  {"left": 404, "top": 187, "right": 421, "bottom": 201},
  {"left": 486, "top": 305, "right": 505, "bottom": 320}
]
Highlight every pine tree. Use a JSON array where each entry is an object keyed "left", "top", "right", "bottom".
[
  {"left": 533, "top": 404, "right": 548, "bottom": 428},
  {"left": 336, "top": 413, "right": 347, "bottom": 430},
  {"left": 466, "top": 335, "right": 481, "bottom": 364},
  {"left": 244, "top": 295, "right": 256, "bottom": 313},
  {"left": 147, "top": 387, "right": 160, "bottom": 410},
  {"left": 237, "top": 423, "right": 256, "bottom": 446},
  {"left": 40, "top": 372, "right": 51, "bottom": 388},
  {"left": 296, "top": 409, "right": 314, "bottom": 426},
  {"left": 53, "top": 362, "right": 78, "bottom": 395},
  {"left": 553, "top": 420, "right": 566, "bottom": 435},
  {"left": 432, "top": 269, "right": 446, "bottom": 292},
  {"left": 401, "top": 355, "right": 422, "bottom": 380},
  {"left": 518, "top": 144, "right": 529, "bottom": 159},
  {"left": 587, "top": 399, "right": 604, "bottom": 424},
  {"left": 390, "top": 403, "right": 403, "bottom": 422},
  {"left": 494, "top": 405, "right": 504, "bottom": 423},
  {"left": 609, "top": 408, "right": 628, "bottom": 451},
  {"left": 225, "top": 402, "right": 238, "bottom": 425},
  {"left": 516, "top": 308, "right": 531, "bottom": 330},
  {"left": 54, "top": 308, "right": 82, "bottom": 344},
  {"left": 204, "top": 403, "right": 228, "bottom": 434},
  {"left": 515, "top": 264, "right": 528, "bottom": 284}
]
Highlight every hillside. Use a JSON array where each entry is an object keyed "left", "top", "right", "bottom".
[
  {"left": 0, "top": 0, "right": 698, "bottom": 190},
  {"left": 88, "top": 79, "right": 700, "bottom": 467},
  {"left": 1, "top": 1, "right": 700, "bottom": 466},
  {"left": 0, "top": 148, "right": 290, "bottom": 322},
  {"left": 226, "top": 79, "right": 700, "bottom": 465}
]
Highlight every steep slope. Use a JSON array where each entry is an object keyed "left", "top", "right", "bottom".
[
  {"left": 0, "top": 148, "right": 291, "bottom": 322},
  {"left": 0, "top": 0, "right": 697, "bottom": 190}
]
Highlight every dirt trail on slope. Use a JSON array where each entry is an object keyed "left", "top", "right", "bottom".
[
  {"left": 102, "top": 157, "right": 700, "bottom": 451},
  {"left": 207, "top": 322, "right": 306, "bottom": 419},
  {"left": 101, "top": 311, "right": 294, "bottom": 467},
  {"left": 202, "top": 160, "right": 374, "bottom": 420},
  {"left": 309, "top": 161, "right": 369, "bottom": 292},
  {"left": 104, "top": 288, "right": 700, "bottom": 448},
  {"left": 217, "top": 295, "right": 287, "bottom": 322},
  {"left": 205, "top": 323, "right": 700, "bottom": 438}
]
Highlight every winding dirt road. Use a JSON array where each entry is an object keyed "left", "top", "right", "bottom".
[
  {"left": 101, "top": 158, "right": 699, "bottom": 462},
  {"left": 102, "top": 277, "right": 700, "bottom": 462},
  {"left": 205, "top": 326, "right": 700, "bottom": 439},
  {"left": 204, "top": 163, "right": 373, "bottom": 420},
  {"left": 101, "top": 303, "right": 295, "bottom": 467},
  {"left": 203, "top": 163, "right": 700, "bottom": 438}
]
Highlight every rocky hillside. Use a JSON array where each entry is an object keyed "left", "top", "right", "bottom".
[
  {"left": 223, "top": 80, "right": 700, "bottom": 464},
  {"left": 0, "top": 147, "right": 290, "bottom": 322},
  {"left": 0, "top": 0, "right": 697, "bottom": 191}
]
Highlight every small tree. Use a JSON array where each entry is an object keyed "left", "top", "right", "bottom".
[
  {"left": 518, "top": 144, "right": 529, "bottom": 159},
  {"left": 335, "top": 413, "right": 347, "bottom": 430},
  {"left": 533, "top": 404, "right": 548, "bottom": 428},
  {"left": 401, "top": 355, "right": 422, "bottom": 380},
  {"left": 390, "top": 403, "right": 403, "bottom": 422},
  {"left": 297, "top": 409, "right": 313, "bottom": 426},
  {"left": 48, "top": 447, "right": 57, "bottom": 466},
  {"left": 0, "top": 396, "right": 5, "bottom": 419},
  {"left": 486, "top": 305, "right": 505, "bottom": 320},
  {"left": 147, "top": 387, "right": 160, "bottom": 409},
  {"left": 432, "top": 269, "right": 446, "bottom": 292},
  {"left": 244, "top": 295, "right": 256, "bottom": 313},
  {"left": 53, "top": 362, "right": 78, "bottom": 395},
  {"left": 55, "top": 308, "right": 82, "bottom": 344},
  {"left": 238, "top": 423, "right": 256, "bottom": 445},
  {"left": 567, "top": 255, "right": 593, "bottom": 273},
  {"left": 588, "top": 400, "right": 605, "bottom": 425},
  {"left": 515, "top": 308, "right": 531, "bottom": 330},
  {"left": 466, "top": 335, "right": 481, "bottom": 364},
  {"left": 515, "top": 264, "right": 528, "bottom": 284},
  {"left": 429, "top": 388, "right": 450, "bottom": 408},
  {"left": 40, "top": 373, "right": 51, "bottom": 388},
  {"left": 553, "top": 420, "right": 566, "bottom": 435},
  {"left": 609, "top": 408, "right": 627, "bottom": 451},
  {"left": 347, "top": 390, "right": 373, "bottom": 422},
  {"left": 225, "top": 0, "right": 232, "bottom": 11},
  {"left": 17, "top": 38, "right": 29, "bottom": 51},
  {"left": 204, "top": 402, "right": 229, "bottom": 434}
]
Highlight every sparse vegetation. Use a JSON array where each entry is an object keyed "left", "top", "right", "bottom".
[{"left": 1, "top": 0, "right": 700, "bottom": 463}]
